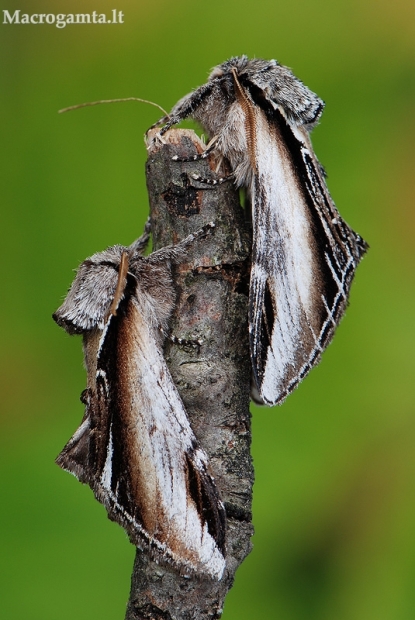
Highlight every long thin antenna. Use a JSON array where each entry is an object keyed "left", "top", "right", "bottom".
[{"left": 58, "top": 97, "right": 168, "bottom": 116}]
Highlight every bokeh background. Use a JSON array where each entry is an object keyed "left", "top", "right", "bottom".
[{"left": 1, "top": 0, "right": 414, "bottom": 618}]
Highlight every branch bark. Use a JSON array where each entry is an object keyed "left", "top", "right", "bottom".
[{"left": 125, "top": 129, "right": 254, "bottom": 620}]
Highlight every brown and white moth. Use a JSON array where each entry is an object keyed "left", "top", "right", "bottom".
[
  {"left": 53, "top": 222, "right": 226, "bottom": 579},
  {"left": 150, "top": 56, "right": 368, "bottom": 406}
]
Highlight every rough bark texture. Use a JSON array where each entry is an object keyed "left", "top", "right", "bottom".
[{"left": 124, "top": 130, "right": 254, "bottom": 620}]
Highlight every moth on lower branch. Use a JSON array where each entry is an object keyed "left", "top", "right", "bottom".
[
  {"left": 53, "top": 222, "right": 226, "bottom": 580},
  {"left": 149, "top": 56, "right": 368, "bottom": 406}
]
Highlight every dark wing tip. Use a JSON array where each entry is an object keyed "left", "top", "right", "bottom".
[
  {"left": 52, "top": 309, "right": 84, "bottom": 335},
  {"left": 56, "top": 448, "right": 89, "bottom": 484},
  {"left": 357, "top": 235, "right": 369, "bottom": 259},
  {"left": 185, "top": 449, "right": 226, "bottom": 555}
]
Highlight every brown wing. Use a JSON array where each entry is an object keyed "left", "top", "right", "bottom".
[{"left": 57, "top": 276, "right": 226, "bottom": 578}]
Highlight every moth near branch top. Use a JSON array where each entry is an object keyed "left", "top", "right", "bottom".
[
  {"left": 150, "top": 55, "right": 367, "bottom": 406},
  {"left": 54, "top": 55, "right": 367, "bottom": 587}
]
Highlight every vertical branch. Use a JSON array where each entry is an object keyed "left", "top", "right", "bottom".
[{"left": 125, "top": 129, "right": 253, "bottom": 620}]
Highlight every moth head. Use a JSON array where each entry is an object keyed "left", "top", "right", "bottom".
[{"left": 208, "top": 55, "right": 249, "bottom": 81}]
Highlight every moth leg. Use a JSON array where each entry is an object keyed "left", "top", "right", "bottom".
[
  {"left": 146, "top": 131, "right": 168, "bottom": 149},
  {"left": 146, "top": 82, "right": 216, "bottom": 144},
  {"left": 174, "top": 221, "right": 216, "bottom": 251},
  {"left": 128, "top": 217, "right": 151, "bottom": 255},
  {"left": 171, "top": 136, "right": 219, "bottom": 163},
  {"left": 160, "top": 327, "right": 203, "bottom": 348},
  {"left": 190, "top": 171, "right": 234, "bottom": 186},
  {"left": 146, "top": 114, "right": 170, "bottom": 133},
  {"left": 146, "top": 115, "right": 185, "bottom": 147},
  {"left": 147, "top": 222, "right": 216, "bottom": 265}
]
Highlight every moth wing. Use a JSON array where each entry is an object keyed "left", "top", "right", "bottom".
[
  {"left": 56, "top": 408, "right": 92, "bottom": 483},
  {"left": 250, "top": 110, "right": 367, "bottom": 405},
  {"left": 58, "top": 282, "right": 226, "bottom": 579},
  {"left": 245, "top": 61, "right": 324, "bottom": 126}
]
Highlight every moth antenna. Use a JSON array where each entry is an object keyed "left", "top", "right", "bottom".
[
  {"left": 58, "top": 97, "right": 169, "bottom": 117},
  {"left": 108, "top": 252, "right": 130, "bottom": 317}
]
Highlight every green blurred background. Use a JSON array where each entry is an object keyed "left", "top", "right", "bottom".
[{"left": 1, "top": 0, "right": 414, "bottom": 618}]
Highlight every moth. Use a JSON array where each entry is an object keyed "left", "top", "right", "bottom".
[
  {"left": 150, "top": 56, "right": 368, "bottom": 406},
  {"left": 53, "top": 222, "right": 226, "bottom": 579}
]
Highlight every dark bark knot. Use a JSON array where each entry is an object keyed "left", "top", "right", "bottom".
[{"left": 162, "top": 174, "right": 202, "bottom": 218}]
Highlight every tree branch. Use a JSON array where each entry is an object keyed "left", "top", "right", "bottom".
[{"left": 125, "top": 129, "right": 254, "bottom": 619}]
